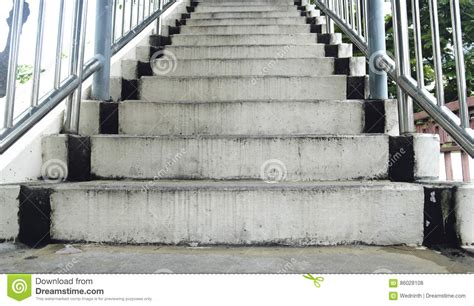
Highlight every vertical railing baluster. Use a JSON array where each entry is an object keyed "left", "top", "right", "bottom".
[
  {"left": 130, "top": 0, "right": 134, "bottom": 30},
  {"left": 450, "top": 0, "right": 469, "bottom": 129},
  {"left": 362, "top": 0, "right": 368, "bottom": 41},
  {"left": 3, "top": 0, "right": 25, "bottom": 129},
  {"left": 349, "top": 0, "right": 354, "bottom": 29},
  {"left": 137, "top": 0, "right": 141, "bottom": 25},
  {"left": 391, "top": 0, "right": 414, "bottom": 133},
  {"left": 412, "top": 0, "right": 424, "bottom": 88},
  {"left": 121, "top": 0, "right": 126, "bottom": 36},
  {"left": 54, "top": 0, "right": 65, "bottom": 89},
  {"left": 428, "top": 0, "right": 445, "bottom": 106},
  {"left": 31, "top": 0, "right": 46, "bottom": 107},
  {"left": 356, "top": 0, "right": 362, "bottom": 36},
  {"left": 112, "top": 0, "right": 118, "bottom": 43},
  {"left": 65, "top": 0, "right": 85, "bottom": 132},
  {"left": 65, "top": 0, "right": 89, "bottom": 134}
]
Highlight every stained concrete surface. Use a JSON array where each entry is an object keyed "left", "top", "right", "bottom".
[{"left": 0, "top": 243, "right": 473, "bottom": 274}]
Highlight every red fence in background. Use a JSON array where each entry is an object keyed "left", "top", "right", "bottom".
[{"left": 415, "top": 97, "right": 474, "bottom": 182}]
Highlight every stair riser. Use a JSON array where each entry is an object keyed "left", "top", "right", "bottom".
[
  {"left": 190, "top": 11, "right": 303, "bottom": 18},
  {"left": 124, "top": 55, "right": 364, "bottom": 79},
  {"left": 88, "top": 136, "right": 389, "bottom": 180},
  {"left": 149, "top": 58, "right": 336, "bottom": 77},
  {"left": 171, "top": 34, "right": 315, "bottom": 46},
  {"left": 194, "top": 6, "right": 297, "bottom": 13},
  {"left": 197, "top": 0, "right": 295, "bottom": 3},
  {"left": 195, "top": 0, "right": 296, "bottom": 6},
  {"left": 139, "top": 76, "right": 347, "bottom": 101},
  {"left": 47, "top": 184, "right": 423, "bottom": 245},
  {"left": 118, "top": 101, "right": 366, "bottom": 135},
  {"left": 180, "top": 25, "right": 311, "bottom": 35},
  {"left": 185, "top": 17, "right": 306, "bottom": 26},
  {"left": 138, "top": 45, "right": 326, "bottom": 60}
]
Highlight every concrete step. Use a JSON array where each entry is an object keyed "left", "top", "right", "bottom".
[
  {"left": 15, "top": 180, "right": 424, "bottom": 245},
  {"left": 170, "top": 34, "right": 317, "bottom": 46},
  {"left": 146, "top": 57, "right": 362, "bottom": 77},
  {"left": 139, "top": 75, "right": 347, "bottom": 101},
  {"left": 190, "top": 11, "right": 306, "bottom": 19},
  {"left": 194, "top": 5, "right": 297, "bottom": 13},
  {"left": 197, "top": 0, "right": 295, "bottom": 3},
  {"left": 195, "top": 1, "right": 296, "bottom": 6},
  {"left": 41, "top": 134, "right": 389, "bottom": 180},
  {"left": 185, "top": 17, "right": 306, "bottom": 26},
  {"left": 171, "top": 33, "right": 316, "bottom": 46},
  {"left": 180, "top": 24, "right": 312, "bottom": 35},
  {"left": 114, "top": 99, "right": 396, "bottom": 136},
  {"left": 137, "top": 44, "right": 338, "bottom": 60}
]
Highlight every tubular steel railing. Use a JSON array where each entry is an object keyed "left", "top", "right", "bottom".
[
  {"left": 0, "top": 0, "right": 175, "bottom": 153},
  {"left": 315, "top": 0, "right": 474, "bottom": 157}
]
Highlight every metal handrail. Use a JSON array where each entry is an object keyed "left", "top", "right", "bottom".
[
  {"left": 315, "top": 0, "right": 474, "bottom": 157},
  {"left": 0, "top": 0, "right": 175, "bottom": 153}
]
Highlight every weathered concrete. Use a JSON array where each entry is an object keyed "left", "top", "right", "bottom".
[
  {"left": 170, "top": 33, "right": 316, "bottom": 46},
  {"left": 185, "top": 17, "right": 305, "bottom": 26},
  {"left": 194, "top": 6, "right": 297, "bottom": 13},
  {"left": 118, "top": 100, "right": 367, "bottom": 135},
  {"left": 413, "top": 133, "right": 440, "bottom": 180},
  {"left": 0, "top": 185, "right": 20, "bottom": 241},
  {"left": 190, "top": 11, "right": 304, "bottom": 19},
  {"left": 456, "top": 184, "right": 474, "bottom": 246},
  {"left": 86, "top": 135, "right": 389, "bottom": 180},
  {"left": 5, "top": 180, "right": 421, "bottom": 244},
  {"left": 197, "top": 0, "right": 295, "bottom": 3},
  {"left": 79, "top": 100, "right": 100, "bottom": 135},
  {"left": 180, "top": 24, "right": 312, "bottom": 35},
  {"left": 150, "top": 58, "right": 338, "bottom": 77},
  {"left": 141, "top": 44, "right": 327, "bottom": 60},
  {"left": 1, "top": 244, "right": 473, "bottom": 273},
  {"left": 196, "top": 1, "right": 296, "bottom": 6},
  {"left": 139, "top": 75, "right": 347, "bottom": 101}
]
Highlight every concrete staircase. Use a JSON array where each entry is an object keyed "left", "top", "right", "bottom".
[{"left": 2, "top": 0, "right": 444, "bottom": 247}]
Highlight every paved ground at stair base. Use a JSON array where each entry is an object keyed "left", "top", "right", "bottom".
[{"left": 0, "top": 244, "right": 473, "bottom": 273}]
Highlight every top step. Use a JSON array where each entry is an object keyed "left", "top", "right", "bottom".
[
  {"left": 196, "top": 0, "right": 295, "bottom": 3},
  {"left": 196, "top": 1, "right": 296, "bottom": 6},
  {"left": 194, "top": 6, "right": 297, "bottom": 13}
]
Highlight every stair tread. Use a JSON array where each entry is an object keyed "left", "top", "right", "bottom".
[
  {"left": 140, "top": 75, "right": 346, "bottom": 79},
  {"left": 117, "top": 98, "right": 367, "bottom": 104},
  {"left": 20, "top": 180, "right": 421, "bottom": 191},
  {"left": 163, "top": 43, "right": 326, "bottom": 47},
  {"left": 89, "top": 134, "right": 386, "bottom": 139}
]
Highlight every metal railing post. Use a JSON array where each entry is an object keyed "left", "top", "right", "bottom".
[
  {"left": 392, "top": 0, "right": 414, "bottom": 133},
  {"left": 367, "top": 0, "right": 388, "bottom": 99},
  {"left": 91, "top": 0, "right": 113, "bottom": 101}
]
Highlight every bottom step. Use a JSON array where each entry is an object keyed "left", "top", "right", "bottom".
[{"left": 11, "top": 181, "right": 424, "bottom": 246}]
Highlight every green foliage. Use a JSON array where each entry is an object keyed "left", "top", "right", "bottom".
[
  {"left": 16, "top": 64, "right": 45, "bottom": 84},
  {"left": 385, "top": 0, "right": 474, "bottom": 105},
  {"left": 16, "top": 64, "right": 34, "bottom": 84}
]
